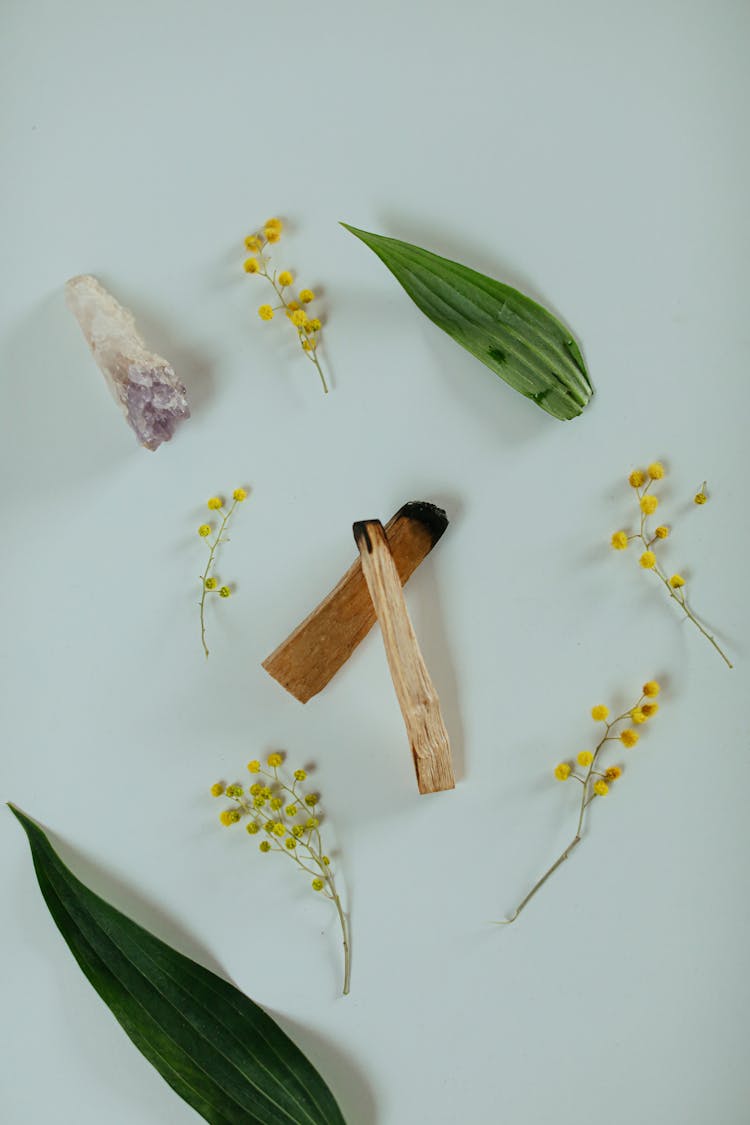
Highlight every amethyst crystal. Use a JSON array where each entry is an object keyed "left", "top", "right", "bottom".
[{"left": 65, "top": 275, "right": 190, "bottom": 450}]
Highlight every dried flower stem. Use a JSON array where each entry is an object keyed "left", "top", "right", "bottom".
[
  {"left": 255, "top": 772, "right": 349, "bottom": 994},
  {"left": 196, "top": 490, "right": 246, "bottom": 657},
  {"left": 244, "top": 220, "right": 329, "bottom": 393},
  {"left": 499, "top": 687, "right": 660, "bottom": 924},
  {"left": 632, "top": 479, "right": 732, "bottom": 669},
  {"left": 612, "top": 466, "right": 732, "bottom": 668},
  {"left": 650, "top": 565, "right": 731, "bottom": 667},
  {"left": 261, "top": 268, "right": 329, "bottom": 394},
  {"left": 218, "top": 761, "right": 350, "bottom": 995}
]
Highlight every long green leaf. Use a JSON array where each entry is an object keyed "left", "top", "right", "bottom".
[
  {"left": 9, "top": 804, "right": 346, "bottom": 1125},
  {"left": 342, "top": 224, "right": 592, "bottom": 421}
]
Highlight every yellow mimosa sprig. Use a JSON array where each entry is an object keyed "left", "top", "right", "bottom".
[
  {"left": 611, "top": 462, "right": 732, "bottom": 668},
  {"left": 243, "top": 218, "right": 329, "bottom": 394},
  {"left": 211, "top": 754, "right": 350, "bottom": 995},
  {"left": 499, "top": 681, "right": 663, "bottom": 924},
  {"left": 196, "top": 488, "right": 247, "bottom": 658}
]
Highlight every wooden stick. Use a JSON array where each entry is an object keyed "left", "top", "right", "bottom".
[
  {"left": 263, "top": 502, "right": 448, "bottom": 703},
  {"left": 354, "top": 520, "right": 455, "bottom": 795}
]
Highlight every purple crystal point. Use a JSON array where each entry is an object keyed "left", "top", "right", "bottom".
[{"left": 66, "top": 275, "right": 190, "bottom": 451}]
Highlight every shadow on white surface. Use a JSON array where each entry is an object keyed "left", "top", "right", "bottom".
[
  {"left": 278, "top": 1012, "right": 378, "bottom": 1125},
  {"left": 1, "top": 291, "right": 133, "bottom": 491},
  {"left": 115, "top": 281, "right": 217, "bottom": 418}
]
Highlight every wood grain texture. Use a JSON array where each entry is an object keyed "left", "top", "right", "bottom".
[
  {"left": 354, "top": 520, "right": 455, "bottom": 795},
  {"left": 262, "top": 501, "right": 448, "bottom": 703}
]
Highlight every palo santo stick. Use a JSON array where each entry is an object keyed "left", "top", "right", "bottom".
[
  {"left": 263, "top": 501, "right": 448, "bottom": 703},
  {"left": 354, "top": 519, "right": 455, "bottom": 795}
]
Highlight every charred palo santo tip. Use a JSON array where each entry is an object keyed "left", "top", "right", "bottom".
[
  {"left": 263, "top": 501, "right": 448, "bottom": 703},
  {"left": 396, "top": 501, "right": 448, "bottom": 545},
  {"left": 354, "top": 519, "right": 455, "bottom": 796}
]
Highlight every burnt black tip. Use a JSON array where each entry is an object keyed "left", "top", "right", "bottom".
[
  {"left": 396, "top": 501, "right": 449, "bottom": 545},
  {"left": 352, "top": 521, "right": 374, "bottom": 553}
]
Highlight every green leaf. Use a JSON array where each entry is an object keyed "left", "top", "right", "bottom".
[
  {"left": 341, "top": 224, "right": 592, "bottom": 421},
  {"left": 8, "top": 804, "right": 346, "bottom": 1125}
]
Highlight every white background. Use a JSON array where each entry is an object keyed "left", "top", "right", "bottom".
[{"left": 2, "top": 1, "right": 749, "bottom": 1122}]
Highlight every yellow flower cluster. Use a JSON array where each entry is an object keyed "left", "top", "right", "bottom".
[
  {"left": 556, "top": 680, "right": 660, "bottom": 785},
  {"left": 210, "top": 754, "right": 351, "bottom": 995},
  {"left": 502, "top": 680, "right": 664, "bottom": 925},
  {"left": 195, "top": 488, "right": 248, "bottom": 658},
  {"left": 242, "top": 218, "right": 329, "bottom": 394},
  {"left": 610, "top": 462, "right": 732, "bottom": 668}
]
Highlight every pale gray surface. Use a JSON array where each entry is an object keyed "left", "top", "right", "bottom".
[{"left": 1, "top": 1, "right": 749, "bottom": 1123}]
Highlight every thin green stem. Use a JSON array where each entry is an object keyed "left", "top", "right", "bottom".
[
  {"left": 651, "top": 564, "right": 733, "bottom": 669},
  {"left": 287, "top": 851, "right": 324, "bottom": 881},
  {"left": 236, "top": 765, "right": 349, "bottom": 993},
  {"left": 499, "top": 836, "right": 583, "bottom": 924},
  {"left": 306, "top": 350, "right": 329, "bottom": 394},
  {"left": 327, "top": 873, "right": 351, "bottom": 996},
  {"left": 629, "top": 488, "right": 728, "bottom": 661},
  {"left": 257, "top": 251, "right": 329, "bottom": 393},
  {"left": 498, "top": 705, "right": 638, "bottom": 925},
  {"left": 198, "top": 500, "right": 237, "bottom": 658}
]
